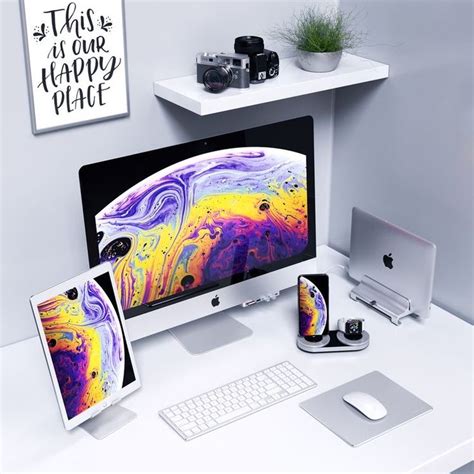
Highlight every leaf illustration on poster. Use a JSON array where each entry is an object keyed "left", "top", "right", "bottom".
[{"left": 20, "top": 0, "right": 129, "bottom": 134}]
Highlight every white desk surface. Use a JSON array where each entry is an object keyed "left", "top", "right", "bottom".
[{"left": 1, "top": 246, "right": 472, "bottom": 472}]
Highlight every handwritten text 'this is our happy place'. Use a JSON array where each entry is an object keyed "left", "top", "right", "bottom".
[{"left": 37, "top": 2, "right": 123, "bottom": 116}]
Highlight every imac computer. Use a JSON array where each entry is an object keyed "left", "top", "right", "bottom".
[{"left": 79, "top": 116, "right": 317, "bottom": 353}]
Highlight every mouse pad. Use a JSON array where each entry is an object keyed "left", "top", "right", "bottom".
[{"left": 300, "top": 371, "right": 432, "bottom": 447}]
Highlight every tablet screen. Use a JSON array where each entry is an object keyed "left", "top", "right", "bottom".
[{"left": 36, "top": 271, "right": 137, "bottom": 420}]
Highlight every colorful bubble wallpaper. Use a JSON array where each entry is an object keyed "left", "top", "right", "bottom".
[
  {"left": 299, "top": 276, "right": 328, "bottom": 336},
  {"left": 96, "top": 147, "right": 309, "bottom": 309},
  {"left": 37, "top": 279, "right": 125, "bottom": 420}
]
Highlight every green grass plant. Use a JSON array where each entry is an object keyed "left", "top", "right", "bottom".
[{"left": 274, "top": 6, "right": 362, "bottom": 53}]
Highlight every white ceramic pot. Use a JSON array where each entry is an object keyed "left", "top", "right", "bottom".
[{"left": 297, "top": 50, "right": 343, "bottom": 72}]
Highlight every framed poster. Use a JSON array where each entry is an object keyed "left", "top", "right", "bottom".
[{"left": 20, "top": 0, "right": 129, "bottom": 134}]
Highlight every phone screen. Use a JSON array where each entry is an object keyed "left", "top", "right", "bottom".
[{"left": 298, "top": 274, "right": 329, "bottom": 337}]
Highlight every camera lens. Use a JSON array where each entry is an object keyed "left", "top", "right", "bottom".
[
  {"left": 234, "top": 36, "right": 264, "bottom": 55},
  {"left": 203, "top": 67, "right": 233, "bottom": 93}
]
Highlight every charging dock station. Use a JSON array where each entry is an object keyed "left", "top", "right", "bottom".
[{"left": 296, "top": 330, "right": 370, "bottom": 353}]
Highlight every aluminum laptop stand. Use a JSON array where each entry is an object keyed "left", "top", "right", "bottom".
[{"left": 350, "top": 275, "right": 412, "bottom": 326}]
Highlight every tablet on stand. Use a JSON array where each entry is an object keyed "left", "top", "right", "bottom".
[{"left": 30, "top": 263, "right": 141, "bottom": 440}]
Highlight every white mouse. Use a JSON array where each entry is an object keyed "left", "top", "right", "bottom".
[{"left": 342, "top": 391, "right": 387, "bottom": 420}]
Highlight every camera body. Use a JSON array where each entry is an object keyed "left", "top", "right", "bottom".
[
  {"left": 234, "top": 36, "right": 279, "bottom": 83},
  {"left": 264, "top": 49, "right": 280, "bottom": 79},
  {"left": 196, "top": 52, "right": 250, "bottom": 93}
]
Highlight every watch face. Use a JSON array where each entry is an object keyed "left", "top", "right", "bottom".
[{"left": 345, "top": 319, "right": 363, "bottom": 339}]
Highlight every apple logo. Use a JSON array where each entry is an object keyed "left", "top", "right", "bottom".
[
  {"left": 211, "top": 295, "right": 220, "bottom": 307},
  {"left": 383, "top": 253, "right": 394, "bottom": 269}
]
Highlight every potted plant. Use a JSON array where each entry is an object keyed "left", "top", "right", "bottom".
[{"left": 274, "top": 6, "right": 362, "bottom": 72}]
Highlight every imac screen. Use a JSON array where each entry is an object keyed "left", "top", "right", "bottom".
[
  {"left": 80, "top": 116, "right": 316, "bottom": 319},
  {"left": 36, "top": 272, "right": 136, "bottom": 419},
  {"left": 96, "top": 147, "right": 307, "bottom": 310}
]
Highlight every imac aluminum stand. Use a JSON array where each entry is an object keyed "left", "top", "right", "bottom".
[
  {"left": 80, "top": 404, "right": 137, "bottom": 440},
  {"left": 169, "top": 312, "right": 253, "bottom": 355},
  {"left": 350, "top": 275, "right": 412, "bottom": 326}
]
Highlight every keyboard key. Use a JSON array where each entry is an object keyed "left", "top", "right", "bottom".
[
  {"left": 216, "top": 406, "right": 251, "bottom": 424},
  {"left": 180, "top": 421, "right": 197, "bottom": 431},
  {"left": 287, "top": 385, "right": 301, "bottom": 394}
]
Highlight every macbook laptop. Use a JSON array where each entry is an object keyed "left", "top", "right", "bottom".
[{"left": 348, "top": 207, "right": 436, "bottom": 325}]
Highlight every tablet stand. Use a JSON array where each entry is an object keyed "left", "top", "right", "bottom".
[
  {"left": 80, "top": 404, "right": 137, "bottom": 440},
  {"left": 350, "top": 275, "right": 412, "bottom": 326}
]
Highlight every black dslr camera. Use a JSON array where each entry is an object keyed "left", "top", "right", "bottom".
[{"left": 234, "top": 36, "right": 279, "bottom": 83}]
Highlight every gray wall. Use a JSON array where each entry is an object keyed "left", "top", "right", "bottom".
[
  {"left": 0, "top": 1, "right": 336, "bottom": 346},
  {"left": 330, "top": 0, "right": 473, "bottom": 322}
]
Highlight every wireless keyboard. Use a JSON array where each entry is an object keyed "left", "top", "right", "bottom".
[{"left": 159, "top": 361, "right": 316, "bottom": 440}]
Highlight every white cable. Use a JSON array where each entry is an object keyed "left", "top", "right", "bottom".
[{"left": 323, "top": 263, "right": 348, "bottom": 277}]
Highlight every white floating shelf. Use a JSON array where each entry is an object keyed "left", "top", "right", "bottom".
[{"left": 154, "top": 53, "right": 389, "bottom": 116}]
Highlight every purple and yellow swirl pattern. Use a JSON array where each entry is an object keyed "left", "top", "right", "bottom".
[
  {"left": 96, "top": 147, "right": 308, "bottom": 310},
  {"left": 38, "top": 280, "right": 125, "bottom": 419},
  {"left": 299, "top": 276, "right": 327, "bottom": 336}
]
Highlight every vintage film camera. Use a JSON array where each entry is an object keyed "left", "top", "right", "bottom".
[{"left": 196, "top": 52, "right": 250, "bottom": 93}]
